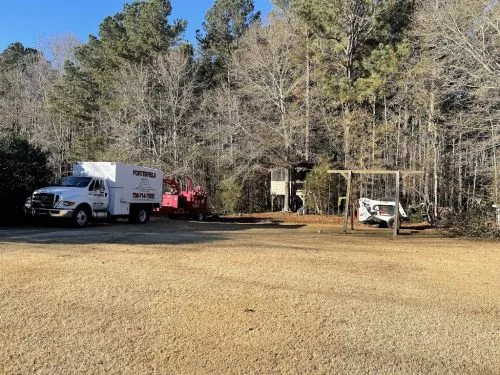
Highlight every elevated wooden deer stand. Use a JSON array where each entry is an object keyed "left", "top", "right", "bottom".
[{"left": 327, "top": 170, "right": 422, "bottom": 237}]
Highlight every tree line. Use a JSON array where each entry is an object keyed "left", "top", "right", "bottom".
[{"left": 0, "top": 0, "right": 498, "bottom": 223}]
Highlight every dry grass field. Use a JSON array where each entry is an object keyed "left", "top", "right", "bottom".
[{"left": 0, "top": 215, "right": 499, "bottom": 374}]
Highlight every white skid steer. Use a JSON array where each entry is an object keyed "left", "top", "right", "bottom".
[{"left": 358, "top": 197, "right": 409, "bottom": 228}]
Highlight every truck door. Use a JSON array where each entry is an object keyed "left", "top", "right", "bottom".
[{"left": 88, "top": 179, "right": 108, "bottom": 211}]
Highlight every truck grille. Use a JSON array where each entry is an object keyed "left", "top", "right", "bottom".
[{"left": 32, "top": 193, "right": 57, "bottom": 209}]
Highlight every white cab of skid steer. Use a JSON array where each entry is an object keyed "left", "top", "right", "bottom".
[{"left": 358, "top": 197, "right": 408, "bottom": 227}]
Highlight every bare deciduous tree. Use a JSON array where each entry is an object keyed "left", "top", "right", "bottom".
[{"left": 232, "top": 18, "right": 305, "bottom": 210}]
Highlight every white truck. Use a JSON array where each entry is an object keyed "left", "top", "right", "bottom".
[
  {"left": 25, "top": 162, "right": 163, "bottom": 227},
  {"left": 358, "top": 197, "right": 409, "bottom": 228}
]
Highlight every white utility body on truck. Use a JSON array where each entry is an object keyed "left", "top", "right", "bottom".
[{"left": 25, "top": 162, "right": 163, "bottom": 227}]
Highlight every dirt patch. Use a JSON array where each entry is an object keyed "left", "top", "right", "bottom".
[
  {"left": 0, "top": 218, "right": 498, "bottom": 374},
  {"left": 221, "top": 212, "right": 433, "bottom": 231},
  {"left": 221, "top": 212, "right": 345, "bottom": 224}
]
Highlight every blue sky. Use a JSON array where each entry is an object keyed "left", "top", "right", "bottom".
[{"left": 0, "top": 0, "right": 273, "bottom": 52}]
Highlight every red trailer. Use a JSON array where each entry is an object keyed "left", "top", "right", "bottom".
[{"left": 155, "top": 177, "right": 208, "bottom": 221}]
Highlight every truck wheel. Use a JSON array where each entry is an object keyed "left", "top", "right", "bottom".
[
  {"left": 196, "top": 211, "right": 204, "bottom": 221},
  {"left": 137, "top": 208, "right": 149, "bottom": 224},
  {"left": 129, "top": 205, "right": 150, "bottom": 224},
  {"left": 73, "top": 206, "right": 90, "bottom": 228}
]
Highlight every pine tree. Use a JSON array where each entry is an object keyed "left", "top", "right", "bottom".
[
  {"left": 197, "top": 0, "right": 260, "bottom": 85},
  {"left": 48, "top": 0, "right": 186, "bottom": 162}
]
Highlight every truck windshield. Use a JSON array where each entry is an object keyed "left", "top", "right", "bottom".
[{"left": 60, "top": 176, "right": 92, "bottom": 188}]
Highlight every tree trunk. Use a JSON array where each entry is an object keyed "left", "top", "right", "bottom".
[
  {"left": 305, "top": 28, "right": 311, "bottom": 162},
  {"left": 284, "top": 167, "right": 290, "bottom": 212},
  {"left": 492, "top": 121, "right": 499, "bottom": 205}
]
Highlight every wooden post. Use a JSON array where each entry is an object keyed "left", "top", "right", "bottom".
[
  {"left": 327, "top": 169, "right": 422, "bottom": 236},
  {"left": 394, "top": 170, "right": 400, "bottom": 237},
  {"left": 343, "top": 170, "right": 352, "bottom": 234},
  {"left": 350, "top": 182, "right": 354, "bottom": 231},
  {"left": 350, "top": 203, "right": 354, "bottom": 230}
]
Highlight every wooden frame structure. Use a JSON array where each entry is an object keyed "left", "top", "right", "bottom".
[{"left": 327, "top": 170, "right": 422, "bottom": 237}]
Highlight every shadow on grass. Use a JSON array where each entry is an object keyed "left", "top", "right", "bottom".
[
  {"left": 0, "top": 216, "right": 304, "bottom": 246},
  {"left": 324, "top": 222, "right": 442, "bottom": 238},
  {"left": 205, "top": 215, "right": 282, "bottom": 224}
]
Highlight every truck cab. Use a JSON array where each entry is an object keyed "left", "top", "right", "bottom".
[{"left": 25, "top": 175, "right": 110, "bottom": 227}]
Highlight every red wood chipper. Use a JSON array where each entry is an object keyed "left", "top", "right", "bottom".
[{"left": 155, "top": 177, "right": 208, "bottom": 221}]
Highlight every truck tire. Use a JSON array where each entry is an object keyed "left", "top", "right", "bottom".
[
  {"left": 196, "top": 211, "right": 204, "bottom": 221},
  {"left": 137, "top": 207, "right": 149, "bottom": 224},
  {"left": 73, "top": 205, "right": 91, "bottom": 228},
  {"left": 130, "top": 205, "right": 150, "bottom": 224}
]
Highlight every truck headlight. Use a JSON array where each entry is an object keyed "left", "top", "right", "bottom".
[
  {"left": 63, "top": 201, "right": 76, "bottom": 207},
  {"left": 25, "top": 197, "right": 32, "bottom": 208}
]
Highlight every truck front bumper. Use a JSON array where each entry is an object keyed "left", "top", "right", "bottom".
[{"left": 28, "top": 208, "right": 74, "bottom": 218}]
